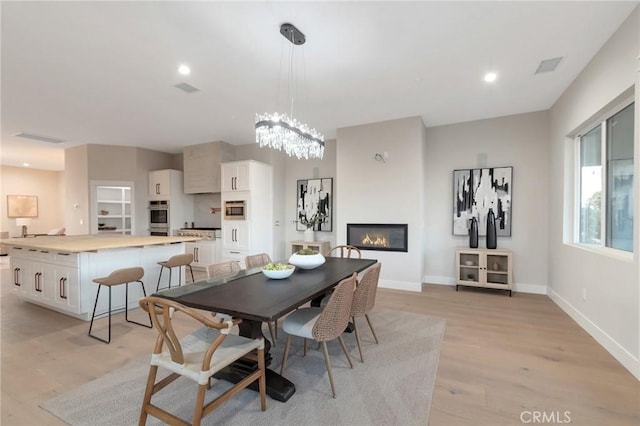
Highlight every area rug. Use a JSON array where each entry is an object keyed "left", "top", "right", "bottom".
[{"left": 40, "top": 308, "right": 445, "bottom": 426}]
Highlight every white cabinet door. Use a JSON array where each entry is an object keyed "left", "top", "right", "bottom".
[
  {"left": 149, "top": 170, "right": 172, "bottom": 200},
  {"left": 222, "top": 221, "right": 250, "bottom": 250},
  {"left": 10, "top": 256, "right": 29, "bottom": 295},
  {"left": 29, "top": 261, "right": 55, "bottom": 302},
  {"left": 185, "top": 242, "right": 216, "bottom": 268},
  {"left": 221, "top": 163, "right": 251, "bottom": 191},
  {"left": 53, "top": 266, "right": 80, "bottom": 313}
]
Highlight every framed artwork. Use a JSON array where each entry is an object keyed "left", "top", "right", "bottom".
[
  {"left": 296, "top": 178, "right": 333, "bottom": 231},
  {"left": 453, "top": 167, "right": 512, "bottom": 236},
  {"left": 7, "top": 195, "right": 38, "bottom": 218}
]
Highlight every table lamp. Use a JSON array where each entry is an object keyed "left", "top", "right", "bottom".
[{"left": 15, "top": 218, "right": 31, "bottom": 238}]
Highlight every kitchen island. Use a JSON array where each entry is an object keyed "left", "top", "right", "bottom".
[{"left": 3, "top": 235, "right": 200, "bottom": 320}]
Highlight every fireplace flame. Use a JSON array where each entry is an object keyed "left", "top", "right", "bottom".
[{"left": 361, "top": 233, "right": 389, "bottom": 247}]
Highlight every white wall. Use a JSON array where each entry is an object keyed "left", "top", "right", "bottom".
[
  {"left": 424, "top": 111, "right": 550, "bottom": 294},
  {"left": 548, "top": 7, "right": 639, "bottom": 378},
  {"left": 336, "top": 117, "right": 425, "bottom": 291},
  {"left": 0, "top": 165, "right": 65, "bottom": 236}
]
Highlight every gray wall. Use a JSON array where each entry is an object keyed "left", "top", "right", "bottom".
[
  {"left": 548, "top": 7, "right": 639, "bottom": 378},
  {"left": 424, "top": 111, "right": 550, "bottom": 293}
]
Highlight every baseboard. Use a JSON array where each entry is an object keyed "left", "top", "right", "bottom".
[
  {"left": 424, "top": 276, "right": 547, "bottom": 295},
  {"left": 548, "top": 288, "right": 640, "bottom": 380},
  {"left": 379, "top": 279, "right": 421, "bottom": 292}
]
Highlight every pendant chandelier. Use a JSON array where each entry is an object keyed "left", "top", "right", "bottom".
[{"left": 255, "top": 23, "right": 325, "bottom": 160}]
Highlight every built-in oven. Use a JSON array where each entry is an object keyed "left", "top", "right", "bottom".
[
  {"left": 149, "top": 200, "right": 170, "bottom": 235},
  {"left": 224, "top": 200, "right": 246, "bottom": 220}
]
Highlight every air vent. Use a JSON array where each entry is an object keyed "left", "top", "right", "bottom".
[
  {"left": 535, "top": 57, "right": 563, "bottom": 74},
  {"left": 173, "top": 82, "right": 200, "bottom": 93},
  {"left": 12, "top": 132, "right": 65, "bottom": 144}
]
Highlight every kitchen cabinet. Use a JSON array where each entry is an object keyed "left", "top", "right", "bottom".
[
  {"left": 149, "top": 169, "right": 184, "bottom": 200},
  {"left": 95, "top": 185, "right": 132, "bottom": 235},
  {"left": 10, "top": 247, "right": 81, "bottom": 312},
  {"left": 183, "top": 141, "right": 235, "bottom": 194},
  {"left": 221, "top": 160, "right": 272, "bottom": 262},
  {"left": 185, "top": 241, "right": 216, "bottom": 268},
  {"left": 221, "top": 162, "right": 251, "bottom": 191},
  {"left": 455, "top": 248, "right": 512, "bottom": 296}
]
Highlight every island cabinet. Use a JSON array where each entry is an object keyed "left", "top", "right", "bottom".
[
  {"left": 7, "top": 238, "right": 192, "bottom": 320},
  {"left": 455, "top": 248, "right": 512, "bottom": 296}
]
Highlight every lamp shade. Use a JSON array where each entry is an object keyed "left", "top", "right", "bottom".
[{"left": 15, "top": 218, "right": 31, "bottom": 227}]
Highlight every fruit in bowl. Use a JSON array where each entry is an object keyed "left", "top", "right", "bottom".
[{"left": 262, "top": 262, "right": 295, "bottom": 279}]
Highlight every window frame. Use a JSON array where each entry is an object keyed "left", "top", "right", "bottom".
[{"left": 573, "top": 96, "right": 634, "bottom": 254}]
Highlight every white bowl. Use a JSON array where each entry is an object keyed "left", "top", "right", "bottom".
[
  {"left": 288, "top": 253, "right": 326, "bottom": 270},
  {"left": 262, "top": 266, "right": 295, "bottom": 279},
  {"left": 464, "top": 260, "right": 474, "bottom": 266}
]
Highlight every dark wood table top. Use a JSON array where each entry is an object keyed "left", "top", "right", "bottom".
[{"left": 155, "top": 257, "right": 377, "bottom": 323}]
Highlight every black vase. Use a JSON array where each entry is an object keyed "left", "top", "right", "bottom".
[
  {"left": 486, "top": 208, "right": 497, "bottom": 249},
  {"left": 469, "top": 217, "right": 478, "bottom": 248}
]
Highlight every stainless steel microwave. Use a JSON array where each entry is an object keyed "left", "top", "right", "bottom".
[{"left": 224, "top": 200, "right": 246, "bottom": 220}]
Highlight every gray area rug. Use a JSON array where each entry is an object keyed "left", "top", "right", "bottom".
[{"left": 41, "top": 308, "right": 445, "bottom": 425}]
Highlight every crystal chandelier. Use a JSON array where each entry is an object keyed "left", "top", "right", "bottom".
[{"left": 255, "top": 23, "right": 325, "bottom": 160}]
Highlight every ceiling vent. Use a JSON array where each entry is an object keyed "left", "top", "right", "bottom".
[
  {"left": 535, "top": 57, "right": 563, "bottom": 74},
  {"left": 12, "top": 132, "right": 65, "bottom": 144},
  {"left": 173, "top": 82, "right": 200, "bottom": 93}
]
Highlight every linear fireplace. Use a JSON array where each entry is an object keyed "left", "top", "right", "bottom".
[{"left": 347, "top": 223, "right": 408, "bottom": 252}]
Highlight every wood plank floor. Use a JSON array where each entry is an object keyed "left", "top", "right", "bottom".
[{"left": 1, "top": 265, "right": 638, "bottom": 425}]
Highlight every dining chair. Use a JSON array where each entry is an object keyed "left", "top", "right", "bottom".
[
  {"left": 327, "top": 245, "right": 361, "bottom": 259},
  {"left": 349, "top": 262, "right": 382, "bottom": 362},
  {"left": 244, "top": 253, "right": 278, "bottom": 344},
  {"left": 206, "top": 260, "right": 241, "bottom": 280},
  {"left": 138, "top": 296, "right": 266, "bottom": 426},
  {"left": 205, "top": 260, "right": 241, "bottom": 323},
  {"left": 280, "top": 272, "right": 357, "bottom": 398},
  {"left": 244, "top": 253, "right": 272, "bottom": 269}
]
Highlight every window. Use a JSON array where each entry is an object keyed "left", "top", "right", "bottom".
[{"left": 577, "top": 102, "right": 634, "bottom": 252}]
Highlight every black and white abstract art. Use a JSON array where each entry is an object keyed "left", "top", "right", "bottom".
[
  {"left": 296, "top": 178, "right": 333, "bottom": 231},
  {"left": 453, "top": 167, "right": 512, "bottom": 236}
]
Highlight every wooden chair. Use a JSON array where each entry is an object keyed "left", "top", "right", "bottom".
[
  {"left": 156, "top": 253, "right": 195, "bottom": 292},
  {"left": 280, "top": 273, "right": 357, "bottom": 398},
  {"left": 138, "top": 296, "right": 266, "bottom": 426},
  {"left": 327, "top": 245, "right": 361, "bottom": 259},
  {"left": 88, "top": 267, "right": 152, "bottom": 344},
  {"left": 349, "top": 262, "right": 382, "bottom": 362},
  {"left": 243, "top": 253, "right": 278, "bottom": 344}
]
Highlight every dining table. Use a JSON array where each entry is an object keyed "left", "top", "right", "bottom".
[{"left": 154, "top": 256, "right": 377, "bottom": 402}]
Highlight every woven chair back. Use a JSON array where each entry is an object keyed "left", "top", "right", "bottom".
[
  {"left": 327, "top": 245, "right": 361, "bottom": 259},
  {"left": 312, "top": 273, "right": 357, "bottom": 342},
  {"left": 207, "top": 260, "right": 241, "bottom": 280},
  {"left": 351, "top": 262, "right": 381, "bottom": 317},
  {"left": 245, "top": 253, "right": 272, "bottom": 269}
]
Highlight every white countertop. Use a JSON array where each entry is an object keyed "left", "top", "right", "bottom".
[{"left": 0, "top": 234, "right": 201, "bottom": 253}]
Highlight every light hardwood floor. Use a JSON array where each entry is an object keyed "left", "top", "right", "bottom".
[{"left": 1, "top": 265, "right": 638, "bottom": 425}]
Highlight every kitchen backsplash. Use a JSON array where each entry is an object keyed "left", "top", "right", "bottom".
[{"left": 193, "top": 193, "right": 221, "bottom": 228}]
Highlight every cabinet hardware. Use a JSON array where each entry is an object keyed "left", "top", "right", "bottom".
[
  {"left": 35, "top": 272, "right": 42, "bottom": 292},
  {"left": 57, "top": 253, "right": 70, "bottom": 256},
  {"left": 59, "top": 277, "right": 67, "bottom": 299},
  {"left": 13, "top": 267, "right": 21, "bottom": 286},
  {"left": 156, "top": 183, "right": 160, "bottom": 194}
]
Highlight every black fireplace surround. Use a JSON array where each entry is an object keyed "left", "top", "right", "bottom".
[{"left": 346, "top": 223, "right": 408, "bottom": 252}]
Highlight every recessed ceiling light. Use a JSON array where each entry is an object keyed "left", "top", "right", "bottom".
[
  {"left": 484, "top": 72, "right": 497, "bottom": 83},
  {"left": 22, "top": 163, "right": 30, "bottom": 167},
  {"left": 178, "top": 64, "right": 191, "bottom": 75}
]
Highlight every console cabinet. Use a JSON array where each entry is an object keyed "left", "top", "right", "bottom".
[
  {"left": 456, "top": 248, "right": 512, "bottom": 296},
  {"left": 289, "top": 240, "right": 330, "bottom": 256}
]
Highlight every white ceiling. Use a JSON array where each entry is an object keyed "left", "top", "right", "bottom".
[{"left": 1, "top": 1, "right": 637, "bottom": 171}]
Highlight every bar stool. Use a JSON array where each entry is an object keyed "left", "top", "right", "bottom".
[
  {"left": 156, "top": 253, "right": 195, "bottom": 292},
  {"left": 88, "top": 266, "right": 152, "bottom": 344}
]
